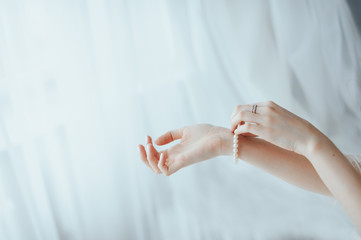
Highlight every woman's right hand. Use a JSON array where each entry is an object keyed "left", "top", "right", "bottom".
[
  {"left": 230, "top": 101, "right": 328, "bottom": 157},
  {"left": 138, "top": 124, "right": 236, "bottom": 176}
]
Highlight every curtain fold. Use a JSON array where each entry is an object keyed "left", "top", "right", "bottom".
[{"left": 0, "top": 0, "right": 360, "bottom": 239}]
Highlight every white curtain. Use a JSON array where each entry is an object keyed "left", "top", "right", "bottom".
[{"left": 0, "top": 0, "right": 360, "bottom": 239}]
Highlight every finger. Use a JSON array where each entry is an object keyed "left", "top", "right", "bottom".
[
  {"left": 231, "top": 102, "right": 272, "bottom": 119},
  {"left": 230, "top": 103, "right": 264, "bottom": 122},
  {"left": 138, "top": 144, "right": 153, "bottom": 170},
  {"left": 230, "top": 110, "right": 262, "bottom": 132},
  {"left": 235, "top": 124, "right": 258, "bottom": 137},
  {"left": 147, "top": 143, "right": 162, "bottom": 174},
  {"left": 230, "top": 104, "right": 253, "bottom": 120},
  {"left": 158, "top": 153, "right": 169, "bottom": 176},
  {"left": 146, "top": 135, "right": 152, "bottom": 145},
  {"left": 155, "top": 127, "right": 184, "bottom": 146},
  {"left": 237, "top": 132, "right": 258, "bottom": 137},
  {"left": 167, "top": 154, "right": 187, "bottom": 176},
  {"left": 234, "top": 123, "right": 262, "bottom": 137},
  {"left": 230, "top": 105, "right": 242, "bottom": 121},
  {"left": 146, "top": 135, "right": 160, "bottom": 158}
]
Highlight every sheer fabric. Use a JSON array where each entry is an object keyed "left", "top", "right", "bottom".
[
  {"left": 344, "top": 154, "right": 361, "bottom": 240},
  {"left": 346, "top": 154, "right": 361, "bottom": 174},
  {"left": 0, "top": 0, "right": 360, "bottom": 239}
]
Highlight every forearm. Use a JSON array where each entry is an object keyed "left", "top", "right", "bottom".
[
  {"left": 305, "top": 139, "right": 361, "bottom": 233},
  {"left": 221, "top": 135, "right": 332, "bottom": 196}
]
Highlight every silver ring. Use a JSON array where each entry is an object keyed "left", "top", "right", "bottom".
[{"left": 251, "top": 104, "right": 257, "bottom": 114}]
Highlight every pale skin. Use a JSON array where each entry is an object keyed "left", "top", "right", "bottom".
[{"left": 138, "top": 101, "right": 361, "bottom": 234}]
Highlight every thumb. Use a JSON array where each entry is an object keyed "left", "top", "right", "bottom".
[{"left": 155, "top": 127, "right": 184, "bottom": 145}]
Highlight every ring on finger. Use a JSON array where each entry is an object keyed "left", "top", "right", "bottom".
[{"left": 251, "top": 104, "right": 258, "bottom": 114}]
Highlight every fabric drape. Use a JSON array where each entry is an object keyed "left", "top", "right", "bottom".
[{"left": 0, "top": 0, "right": 360, "bottom": 239}]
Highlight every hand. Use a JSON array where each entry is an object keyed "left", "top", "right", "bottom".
[
  {"left": 138, "top": 124, "right": 234, "bottom": 176},
  {"left": 230, "top": 101, "right": 329, "bottom": 156}
]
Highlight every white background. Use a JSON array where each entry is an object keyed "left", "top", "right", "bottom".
[{"left": 0, "top": 0, "right": 361, "bottom": 239}]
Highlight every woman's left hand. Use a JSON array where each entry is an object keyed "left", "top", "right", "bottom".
[
  {"left": 138, "top": 124, "right": 235, "bottom": 176},
  {"left": 230, "top": 101, "right": 328, "bottom": 156}
]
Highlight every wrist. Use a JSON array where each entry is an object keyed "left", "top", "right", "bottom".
[
  {"left": 302, "top": 133, "right": 333, "bottom": 159},
  {"left": 219, "top": 131, "right": 233, "bottom": 156},
  {"left": 219, "top": 131, "right": 244, "bottom": 158},
  {"left": 293, "top": 121, "right": 331, "bottom": 157}
]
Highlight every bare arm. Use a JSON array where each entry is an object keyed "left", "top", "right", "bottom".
[
  {"left": 230, "top": 101, "right": 361, "bottom": 233},
  {"left": 139, "top": 123, "right": 361, "bottom": 233},
  {"left": 139, "top": 124, "right": 333, "bottom": 196},
  {"left": 305, "top": 139, "right": 361, "bottom": 234},
  {"left": 139, "top": 101, "right": 361, "bottom": 233},
  {"left": 220, "top": 134, "right": 332, "bottom": 196}
]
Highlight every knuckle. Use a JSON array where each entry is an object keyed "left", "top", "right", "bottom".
[
  {"left": 265, "top": 106, "right": 276, "bottom": 113},
  {"left": 266, "top": 129, "right": 274, "bottom": 140},
  {"left": 264, "top": 106, "right": 271, "bottom": 113},
  {"left": 263, "top": 116, "right": 270, "bottom": 124},
  {"left": 169, "top": 132, "right": 175, "bottom": 141},
  {"left": 176, "top": 154, "right": 186, "bottom": 163},
  {"left": 264, "top": 115, "right": 273, "bottom": 124},
  {"left": 236, "top": 104, "right": 242, "bottom": 111},
  {"left": 266, "top": 100, "right": 275, "bottom": 106},
  {"left": 245, "top": 123, "right": 252, "bottom": 132}
]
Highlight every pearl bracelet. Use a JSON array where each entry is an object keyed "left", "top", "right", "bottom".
[
  {"left": 233, "top": 134, "right": 239, "bottom": 164},
  {"left": 233, "top": 124, "right": 240, "bottom": 164}
]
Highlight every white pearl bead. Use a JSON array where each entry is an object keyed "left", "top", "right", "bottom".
[{"left": 233, "top": 132, "right": 239, "bottom": 164}]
